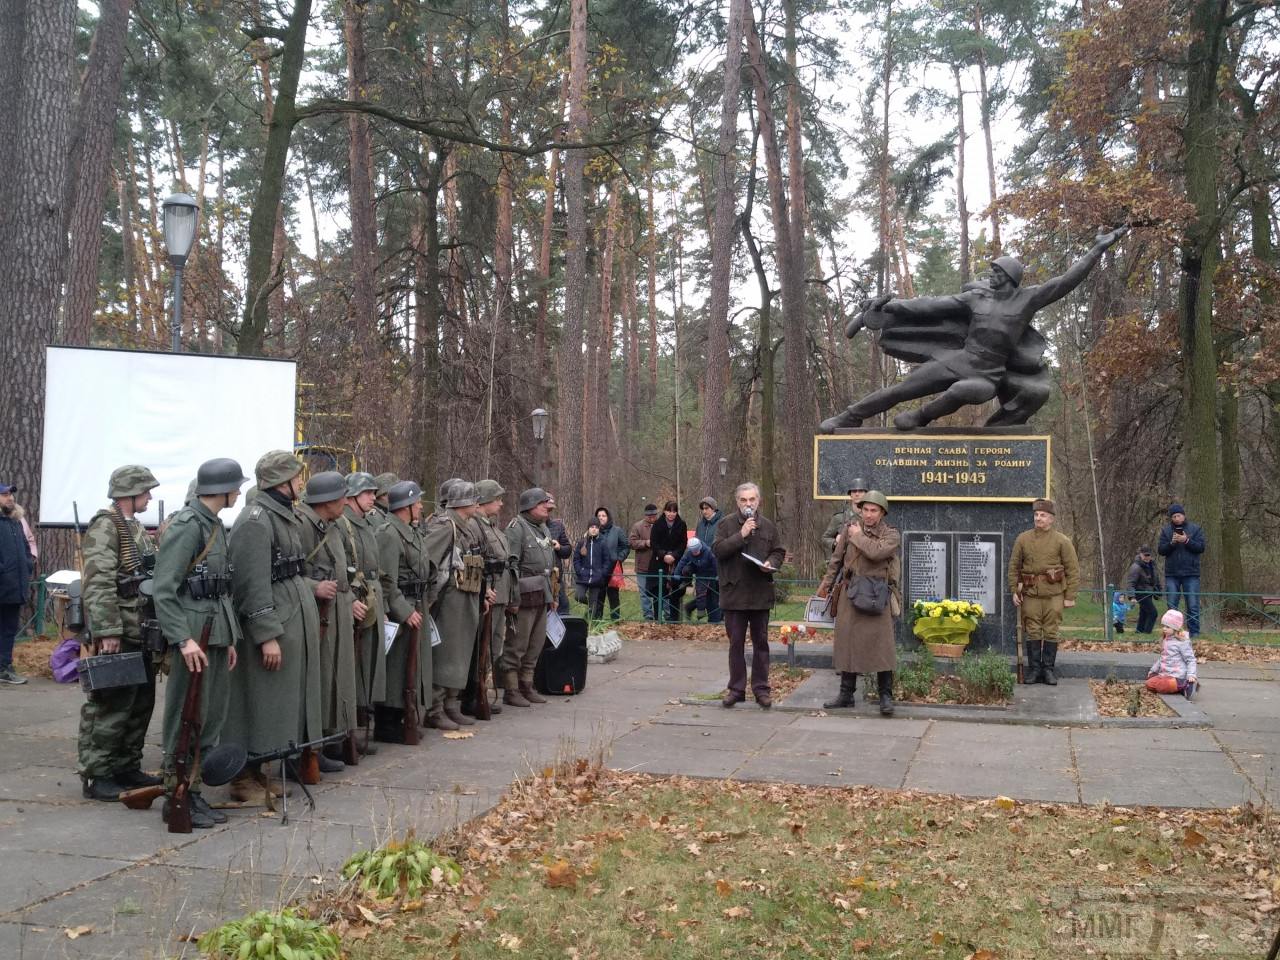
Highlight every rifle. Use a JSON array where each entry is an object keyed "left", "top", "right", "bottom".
[
  {"left": 350, "top": 573, "right": 375, "bottom": 752},
  {"left": 167, "top": 615, "right": 213, "bottom": 832},
  {"left": 316, "top": 591, "right": 359, "bottom": 765},
  {"left": 403, "top": 619, "right": 422, "bottom": 744},
  {"left": 1015, "top": 587, "right": 1026, "bottom": 684},
  {"left": 469, "top": 560, "right": 503, "bottom": 720}
]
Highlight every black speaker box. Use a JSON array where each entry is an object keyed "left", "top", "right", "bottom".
[{"left": 534, "top": 615, "right": 588, "bottom": 695}]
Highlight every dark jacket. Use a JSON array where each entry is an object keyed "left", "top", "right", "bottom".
[
  {"left": 0, "top": 510, "right": 33, "bottom": 605},
  {"left": 713, "top": 511, "right": 786, "bottom": 611},
  {"left": 572, "top": 534, "right": 615, "bottom": 587},
  {"left": 695, "top": 509, "right": 722, "bottom": 549},
  {"left": 648, "top": 515, "right": 688, "bottom": 573},
  {"left": 1158, "top": 520, "right": 1206, "bottom": 578},
  {"left": 628, "top": 517, "right": 655, "bottom": 573},
  {"left": 674, "top": 547, "right": 717, "bottom": 586},
  {"left": 1124, "top": 554, "right": 1161, "bottom": 595},
  {"left": 594, "top": 508, "right": 629, "bottom": 565}
]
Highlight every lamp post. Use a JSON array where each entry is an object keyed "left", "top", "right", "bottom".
[
  {"left": 162, "top": 192, "right": 200, "bottom": 352},
  {"left": 718, "top": 457, "right": 728, "bottom": 479},
  {"left": 531, "top": 408, "right": 548, "bottom": 487}
]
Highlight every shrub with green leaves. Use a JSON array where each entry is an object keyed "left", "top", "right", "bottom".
[
  {"left": 897, "top": 646, "right": 937, "bottom": 699},
  {"left": 956, "top": 649, "right": 1014, "bottom": 701},
  {"left": 342, "top": 836, "right": 462, "bottom": 899},
  {"left": 197, "top": 908, "right": 338, "bottom": 960}
]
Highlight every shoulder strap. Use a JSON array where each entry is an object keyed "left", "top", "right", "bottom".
[{"left": 185, "top": 521, "right": 222, "bottom": 577}]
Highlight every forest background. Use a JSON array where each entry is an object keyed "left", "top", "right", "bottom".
[{"left": 0, "top": 0, "right": 1276, "bottom": 593}]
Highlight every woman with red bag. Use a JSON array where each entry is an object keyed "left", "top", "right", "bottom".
[{"left": 594, "top": 507, "right": 629, "bottom": 621}]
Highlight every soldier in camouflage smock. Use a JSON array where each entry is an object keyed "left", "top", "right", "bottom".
[
  {"left": 78, "top": 465, "right": 163, "bottom": 801},
  {"left": 225, "top": 451, "right": 323, "bottom": 794},
  {"left": 342, "top": 472, "right": 389, "bottom": 746},
  {"left": 503, "top": 487, "right": 557, "bottom": 707},
  {"left": 376, "top": 480, "right": 436, "bottom": 739},
  {"left": 297, "top": 471, "right": 358, "bottom": 770},
  {"left": 422, "top": 480, "right": 486, "bottom": 730},
  {"left": 152, "top": 458, "right": 248, "bottom": 827}
]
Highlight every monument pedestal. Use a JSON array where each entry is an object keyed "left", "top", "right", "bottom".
[{"left": 815, "top": 427, "right": 1051, "bottom": 656}]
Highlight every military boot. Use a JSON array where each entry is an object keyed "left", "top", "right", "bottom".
[
  {"left": 519, "top": 671, "right": 548, "bottom": 704},
  {"left": 823, "top": 672, "right": 857, "bottom": 709},
  {"left": 190, "top": 792, "right": 228, "bottom": 824},
  {"left": 427, "top": 705, "right": 460, "bottom": 731},
  {"left": 115, "top": 768, "right": 163, "bottom": 788},
  {"left": 876, "top": 671, "right": 895, "bottom": 716},
  {"left": 1042, "top": 641, "right": 1059, "bottom": 685},
  {"left": 82, "top": 776, "right": 124, "bottom": 802},
  {"left": 1023, "top": 640, "right": 1042, "bottom": 684},
  {"left": 162, "top": 797, "right": 215, "bottom": 829},
  {"left": 443, "top": 698, "right": 475, "bottom": 726}
]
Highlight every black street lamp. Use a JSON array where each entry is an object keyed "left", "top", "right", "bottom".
[
  {"left": 162, "top": 193, "right": 200, "bottom": 353},
  {"left": 718, "top": 457, "right": 728, "bottom": 478},
  {"left": 531, "top": 408, "right": 548, "bottom": 486}
]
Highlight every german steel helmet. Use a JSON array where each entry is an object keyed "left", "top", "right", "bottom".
[
  {"left": 847, "top": 477, "right": 868, "bottom": 494},
  {"left": 255, "top": 450, "right": 304, "bottom": 487},
  {"left": 388, "top": 480, "right": 424, "bottom": 512},
  {"left": 445, "top": 480, "right": 478, "bottom": 508},
  {"left": 374, "top": 472, "right": 400, "bottom": 497},
  {"left": 437, "top": 477, "right": 463, "bottom": 504},
  {"left": 345, "top": 471, "right": 378, "bottom": 497},
  {"left": 990, "top": 256, "right": 1025, "bottom": 287},
  {"left": 856, "top": 490, "right": 890, "bottom": 514},
  {"left": 475, "top": 479, "right": 505, "bottom": 505},
  {"left": 108, "top": 465, "right": 160, "bottom": 498},
  {"left": 518, "top": 487, "right": 552, "bottom": 512},
  {"left": 194, "top": 458, "right": 249, "bottom": 496},
  {"left": 304, "top": 471, "right": 348, "bottom": 505}
]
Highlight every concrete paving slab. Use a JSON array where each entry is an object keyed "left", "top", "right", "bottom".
[
  {"left": 1206, "top": 679, "right": 1280, "bottom": 733},
  {"left": 0, "top": 765, "right": 89, "bottom": 804},
  {"left": 904, "top": 723, "right": 1077, "bottom": 802},
  {"left": 606, "top": 738, "right": 743, "bottom": 779},
  {"left": 755, "top": 724, "right": 924, "bottom": 760},
  {"left": 1071, "top": 727, "right": 1224, "bottom": 753},
  {"left": 733, "top": 751, "right": 910, "bottom": 789},
  {"left": 784, "top": 712, "right": 932, "bottom": 738},
  {"left": 0, "top": 851, "right": 134, "bottom": 916},
  {"left": 1075, "top": 745, "right": 1254, "bottom": 808},
  {"left": 0, "top": 734, "right": 79, "bottom": 771},
  {"left": 0, "top": 799, "right": 201, "bottom": 863},
  {"left": 617, "top": 717, "right": 779, "bottom": 753},
  {"left": 161, "top": 816, "right": 380, "bottom": 876}
]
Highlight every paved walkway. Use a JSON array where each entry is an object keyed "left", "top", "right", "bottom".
[{"left": 0, "top": 639, "right": 1276, "bottom": 959}]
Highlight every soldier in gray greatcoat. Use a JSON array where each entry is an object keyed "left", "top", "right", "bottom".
[
  {"left": 502, "top": 488, "right": 557, "bottom": 707},
  {"left": 296, "top": 471, "right": 357, "bottom": 770},
  {"left": 225, "top": 451, "right": 323, "bottom": 800},
  {"left": 152, "top": 457, "right": 248, "bottom": 828},
  {"left": 470, "top": 479, "right": 512, "bottom": 712},
  {"left": 422, "top": 480, "right": 486, "bottom": 730},
  {"left": 376, "top": 480, "right": 436, "bottom": 741},
  {"left": 341, "top": 472, "right": 389, "bottom": 747}
]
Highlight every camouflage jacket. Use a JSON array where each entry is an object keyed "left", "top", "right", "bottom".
[
  {"left": 506, "top": 513, "right": 557, "bottom": 604},
  {"left": 81, "top": 507, "right": 156, "bottom": 642}
]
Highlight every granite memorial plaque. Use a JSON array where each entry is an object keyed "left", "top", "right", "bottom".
[
  {"left": 955, "top": 534, "right": 1001, "bottom": 613},
  {"left": 905, "top": 534, "right": 949, "bottom": 604}
]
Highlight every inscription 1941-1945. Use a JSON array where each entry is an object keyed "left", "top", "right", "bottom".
[{"left": 814, "top": 434, "right": 1050, "bottom": 502}]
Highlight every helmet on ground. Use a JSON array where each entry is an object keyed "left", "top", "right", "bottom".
[
  {"left": 108, "top": 465, "right": 160, "bottom": 499},
  {"left": 345, "top": 472, "right": 378, "bottom": 497},
  {"left": 388, "top": 480, "right": 424, "bottom": 512},
  {"left": 304, "top": 471, "right": 348, "bottom": 505},
  {"left": 446, "top": 480, "right": 478, "bottom": 508},
  {"left": 518, "top": 487, "right": 552, "bottom": 512},
  {"left": 255, "top": 450, "right": 304, "bottom": 488},
  {"left": 194, "top": 458, "right": 249, "bottom": 496},
  {"left": 476, "top": 479, "right": 505, "bottom": 505},
  {"left": 855, "top": 490, "right": 890, "bottom": 514}
]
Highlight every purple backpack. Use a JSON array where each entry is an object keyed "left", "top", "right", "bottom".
[{"left": 50, "top": 638, "right": 81, "bottom": 684}]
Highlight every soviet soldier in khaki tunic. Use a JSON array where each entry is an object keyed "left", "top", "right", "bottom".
[
  {"left": 503, "top": 487, "right": 557, "bottom": 707},
  {"left": 1009, "top": 497, "right": 1080, "bottom": 685},
  {"left": 225, "top": 451, "right": 323, "bottom": 797},
  {"left": 296, "top": 471, "right": 358, "bottom": 770},
  {"left": 376, "top": 480, "right": 437, "bottom": 740},
  {"left": 467, "top": 479, "right": 512, "bottom": 713},
  {"left": 422, "top": 480, "right": 486, "bottom": 730},
  {"left": 78, "top": 465, "right": 163, "bottom": 801},
  {"left": 152, "top": 458, "right": 248, "bottom": 828},
  {"left": 341, "top": 472, "right": 389, "bottom": 746}
]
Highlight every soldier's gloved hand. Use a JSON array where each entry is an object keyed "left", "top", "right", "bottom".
[
  {"left": 406, "top": 610, "right": 423, "bottom": 629},
  {"left": 314, "top": 580, "right": 338, "bottom": 601},
  {"left": 99, "top": 636, "right": 121, "bottom": 654},
  {"left": 180, "top": 638, "right": 208, "bottom": 674},
  {"left": 261, "top": 638, "right": 283, "bottom": 671},
  {"left": 352, "top": 600, "right": 369, "bottom": 623}
]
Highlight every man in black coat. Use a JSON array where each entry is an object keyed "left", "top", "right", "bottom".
[
  {"left": 0, "top": 482, "right": 34, "bottom": 684},
  {"left": 713, "top": 482, "right": 785, "bottom": 708}
]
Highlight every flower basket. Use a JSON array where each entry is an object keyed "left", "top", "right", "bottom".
[{"left": 910, "top": 599, "right": 983, "bottom": 657}]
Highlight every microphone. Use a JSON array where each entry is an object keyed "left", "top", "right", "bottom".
[{"left": 742, "top": 505, "right": 755, "bottom": 535}]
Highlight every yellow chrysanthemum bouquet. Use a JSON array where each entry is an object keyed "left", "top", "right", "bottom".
[{"left": 910, "top": 598, "right": 984, "bottom": 649}]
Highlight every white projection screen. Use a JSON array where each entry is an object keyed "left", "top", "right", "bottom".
[{"left": 41, "top": 346, "right": 297, "bottom": 527}]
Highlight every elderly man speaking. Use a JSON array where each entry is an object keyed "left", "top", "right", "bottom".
[{"left": 713, "top": 482, "right": 786, "bottom": 709}]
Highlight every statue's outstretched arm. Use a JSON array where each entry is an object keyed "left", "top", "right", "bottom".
[{"left": 1029, "top": 227, "right": 1128, "bottom": 310}]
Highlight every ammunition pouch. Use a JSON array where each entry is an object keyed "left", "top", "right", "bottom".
[
  {"left": 184, "top": 562, "right": 232, "bottom": 601},
  {"left": 270, "top": 551, "right": 305, "bottom": 583},
  {"left": 140, "top": 619, "right": 165, "bottom": 654},
  {"left": 455, "top": 553, "right": 484, "bottom": 594},
  {"left": 483, "top": 559, "right": 507, "bottom": 578},
  {"left": 1044, "top": 566, "right": 1065, "bottom": 584},
  {"left": 116, "top": 573, "right": 148, "bottom": 600},
  {"left": 399, "top": 578, "right": 427, "bottom": 602},
  {"left": 517, "top": 573, "right": 547, "bottom": 597}
]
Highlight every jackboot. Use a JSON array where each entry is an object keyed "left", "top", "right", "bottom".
[
  {"left": 823, "top": 672, "right": 857, "bottom": 709},
  {"left": 444, "top": 698, "right": 475, "bottom": 726},
  {"left": 82, "top": 776, "right": 124, "bottom": 802},
  {"left": 876, "top": 671, "right": 895, "bottom": 716},
  {"left": 503, "top": 685, "right": 531, "bottom": 707},
  {"left": 1023, "top": 640, "right": 1043, "bottom": 684},
  {"left": 519, "top": 673, "right": 547, "bottom": 704},
  {"left": 426, "top": 706, "right": 460, "bottom": 731},
  {"left": 115, "top": 768, "right": 163, "bottom": 788},
  {"left": 1042, "top": 641, "right": 1059, "bottom": 685},
  {"left": 489, "top": 688, "right": 503, "bottom": 715},
  {"left": 162, "top": 797, "right": 215, "bottom": 829},
  {"left": 190, "top": 792, "right": 228, "bottom": 824}
]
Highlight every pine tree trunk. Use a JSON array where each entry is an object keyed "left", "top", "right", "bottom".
[
  {"left": 700, "top": 0, "right": 747, "bottom": 498},
  {"left": 973, "top": 3, "right": 1001, "bottom": 254},
  {"left": 952, "top": 63, "right": 970, "bottom": 284},
  {"left": 646, "top": 160, "right": 659, "bottom": 404}
]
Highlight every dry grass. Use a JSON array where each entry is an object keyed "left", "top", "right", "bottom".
[
  {"left": 1090, "top": 679, "right": 1179, "bottom": 718},
  {"left": 12, "top": 634, "right": 59, "bottom": 679},
  {"left": 328, "top": 764, "right": 1277, "bottom": 960},
  {"left": 897, "top": 674, "right": 1012, "bottom": 706}
]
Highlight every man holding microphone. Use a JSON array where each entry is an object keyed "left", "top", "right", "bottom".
[{"left": 713, "top": 482, "right": 786, "bottom": 709}]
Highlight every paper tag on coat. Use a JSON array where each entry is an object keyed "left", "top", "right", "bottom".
[
  {"left": 384, "top": 621, "right": 399, "bottom": 653},
  {"left": 428, "top": 616, "right": 442, "bottom": 647}
]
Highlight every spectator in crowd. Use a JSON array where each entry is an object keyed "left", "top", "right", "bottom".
[
  {"left": 1111, "top": 590, "right": 1132, "bottom": 634},
  {"left": 696, "top": 497, "right": 722, "bottom": 548},
  {"left": 1159, "top": 503, "right": 1205, "bottom": 637},
  {"left": 545, "top": 495, "right": 573, "bottom": 615},
  {"left": 674, "top": 538, "right": 720, "bottom": 622},
  {"left": 1123, "top": 545, "right": 1161, "bottom": 634},
  {"left": 629, "top": 504, "right": 659, "bottom": 620},
  {"left": 573, "top": 519, "right": 615, "bottom": 622},
  {"left": 649, "top": 501, "right": 688, "bottom": 622},
  {"left": 0, "top": 482, "right": 34, "bottom": 684},
  {"left": 714, "top": 482, "right": 785, "bottom": 708},
  {"left": 593, "top": 507, "right": 629, "bottom": 621}
]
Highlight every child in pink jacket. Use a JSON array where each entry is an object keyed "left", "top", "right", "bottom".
[{"left": 1146, "top": 609, "right": 1199, "bottom": 700}]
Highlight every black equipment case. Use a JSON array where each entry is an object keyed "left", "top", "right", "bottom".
[{"left": 534, "top": 615, "right": 588, "bottom": 695}]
